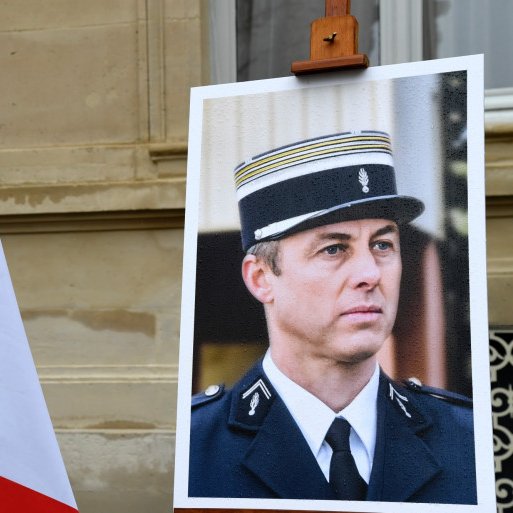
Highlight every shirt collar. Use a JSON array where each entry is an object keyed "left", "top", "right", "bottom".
[
  {"left": 262, "top": 351, "right": 379, "bottom": 462},
  {"left": 340, "top": 363, "right": 379, "bottom": 464}
]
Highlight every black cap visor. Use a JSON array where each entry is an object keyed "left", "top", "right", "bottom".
[{"left": 265, "top": 195, "right": 425, "bottom": 242}]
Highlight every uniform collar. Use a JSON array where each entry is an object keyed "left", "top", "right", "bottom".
[
  {"left": 262, "top": 351, "right": 379, "bottom": 471},
  {"left": 224, "top": 358, "right": 441, "bottom": 500}
]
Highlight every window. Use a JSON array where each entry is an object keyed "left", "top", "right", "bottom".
[
  {"left": 382, "top": 0, "right": 513, "bottom": 125},
  {"left": 236, "top": 0, "right": 379, "bottom": 81},
  {"left": 423, "top": 0, "right": 513, "bottom": 90},
  {"left": 208, "top": 0, "right": 512, "bottom": 124},
  {"left": 207, "top": 0, "right": 379, "bottom": 83}
]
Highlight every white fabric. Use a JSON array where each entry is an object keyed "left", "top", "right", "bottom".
[
  {"left": 0, "top": 242, "right": 77, "bottom": 508},
  {"left": 263, "top": 351, "right": 379, "bottom": 483}
]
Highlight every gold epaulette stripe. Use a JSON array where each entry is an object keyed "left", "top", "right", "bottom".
[
  {"left": 235, "top": 144, "right": 391, "bottom": 189},
  {"left": 234, "top": 134, "right": 390, "bottom": 181}
]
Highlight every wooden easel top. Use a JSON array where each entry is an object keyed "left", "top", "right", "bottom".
[{"left": 291, "top": 0, "right": 368, "bottom": 75}]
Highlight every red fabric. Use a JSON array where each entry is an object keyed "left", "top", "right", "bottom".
[{"left": 0, "top": 477, "right": 78, "bottom": 513}]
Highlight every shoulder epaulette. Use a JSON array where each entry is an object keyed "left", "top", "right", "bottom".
[
  {"left": 403, "top": 378, "right": 473, "bottom": 408},
  {"left": 192, "top": 384, "right": 225, "bottom": 408}
]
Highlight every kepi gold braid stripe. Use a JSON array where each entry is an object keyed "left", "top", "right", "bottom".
[
  {"left": 234, "top": 134, "right": 390, "bottom": 181},
  {"left": 235, "top": 143, "right": 392, "bottom": 189}
]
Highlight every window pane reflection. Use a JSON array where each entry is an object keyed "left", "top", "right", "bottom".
[{"left": 423, "top": 0, "right": 513, "bottom": 89}]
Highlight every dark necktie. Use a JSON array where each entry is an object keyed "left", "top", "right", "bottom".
[{"left": 325, "top": 417, "right": 368, "bottom": 500}]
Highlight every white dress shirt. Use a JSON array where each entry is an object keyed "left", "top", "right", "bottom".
[{"left": 262, "top": 351, "right": 379, "bottom": 483}]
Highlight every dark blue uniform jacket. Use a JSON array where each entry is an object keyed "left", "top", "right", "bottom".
[{"left": 189, "top": 361, "right": 476, "bottom": 504}]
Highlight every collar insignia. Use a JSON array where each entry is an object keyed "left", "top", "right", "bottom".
[
  {"left": 242, "top": 378, "right": 272, "bottom": 401},
  {"left": 248, "top": 392, "right": 260, "bottom": 415},
  {"left": 359, "top": 167, "right": 370, "bottom": 193},
  {"left": 233, "top": 377, "right": 274, "bottom": 428},
  {"left": 389, "top": 383, "right": 412, "bottom": 418}
]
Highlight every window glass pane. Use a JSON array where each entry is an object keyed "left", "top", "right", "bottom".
[
  {"left": 236, "top": 0, "right": 379, "bottom": 81},
  {"left": 423, "top": 0, "right": 513, "bottom": 89}
]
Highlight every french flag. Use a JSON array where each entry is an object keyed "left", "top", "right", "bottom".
[{"left": 0, "top": 243, "right": 78, "bottom": 512}]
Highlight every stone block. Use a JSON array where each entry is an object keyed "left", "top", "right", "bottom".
[
  {"left": 3, "top": 229, "right": 183, "bottom": 311},
  {"left": 43, "top": 371, "right": 177, "bottom": 429},
  {"left": 57, "top": 430, "right": 175, "bottom": 513},
  {"left": 0, "top": 146, "right": 138, "bottom": 185},
  {"left": 164, "top": 17, "right": 204, "bottom": 140},
  {"left": 487, "top": 216, "right": 513, "bottom": 324},
  {"left": 1, "top": 24, "right": 140, "bottom": 148},
  {"left": 165, "top": 0, "right": 201, "bottom": 20},
  {"left": 0, "top": 0, "right": 137, "bottom": 31},
  {"left": 0, "top": 180, "right": 186, "bottom": 215}
]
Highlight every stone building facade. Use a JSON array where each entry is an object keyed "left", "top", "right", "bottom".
[{"left": 0, "top": 1, "right": 206, "bottom": 511}]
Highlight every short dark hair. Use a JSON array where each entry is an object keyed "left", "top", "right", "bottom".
[{"left": 246, "top": 240, "right": 281, "bottom": 276}]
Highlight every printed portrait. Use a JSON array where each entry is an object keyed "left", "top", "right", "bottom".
[{"left": 174, "top": 56, "right": 495, "bottom": 513}]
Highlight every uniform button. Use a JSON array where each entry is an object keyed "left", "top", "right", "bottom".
[
  {"left": 205, "top": 384, "right": 220, "bottom": 396},
  {"left": 408, "top": 377, "right": 422, "bottom": 387}
]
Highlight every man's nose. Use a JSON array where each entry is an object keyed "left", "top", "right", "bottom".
[{"left": 347, "top": 249, "right": 381, "bottom": 289}]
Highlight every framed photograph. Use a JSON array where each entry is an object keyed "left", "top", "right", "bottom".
[{"left": 174, "top": 55, "right": 495, "bottom": 513}]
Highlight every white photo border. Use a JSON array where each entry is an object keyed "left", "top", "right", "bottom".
[{"left": 174, "top": 55, "right": 495, "bottom": 513}]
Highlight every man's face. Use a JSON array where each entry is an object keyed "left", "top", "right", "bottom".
[{"left": 265, "top": 218, "right": 402, "bottom": 366}]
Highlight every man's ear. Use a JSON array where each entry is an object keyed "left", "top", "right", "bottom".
[{"left": 241, "top": 254, "right": 274, "bottom": 304}]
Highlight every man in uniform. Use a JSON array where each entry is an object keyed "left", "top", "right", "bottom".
[{"left": 189, "top": 131, "right": 476, "bottom": 503}]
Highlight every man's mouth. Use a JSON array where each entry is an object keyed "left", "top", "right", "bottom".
[
  {"left": 342, "top": 305, "right": 383, "bottom": 315},
  {"left": 340, "top": 305, "right": 383, "bottom": 323}
]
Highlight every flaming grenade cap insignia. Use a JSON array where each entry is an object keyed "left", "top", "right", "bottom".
[{"left": 359, "top": 168, "right": 370, "bottom": 193}]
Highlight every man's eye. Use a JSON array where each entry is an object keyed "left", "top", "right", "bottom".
[
  {"left": 323, "top": 244, "right": 344, "bottom": 255},
  {"left": 373, "top": 241, "right": 393, "bottom": 251}
]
